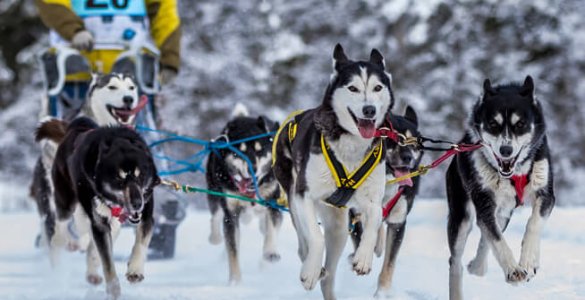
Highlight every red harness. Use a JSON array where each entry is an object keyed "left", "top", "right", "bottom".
[
  {"left": 109, "top": 205, "right": 127, "bottom": 223},
  {"left": 511, "top": 174, "right": 529, "bottom": 207}
]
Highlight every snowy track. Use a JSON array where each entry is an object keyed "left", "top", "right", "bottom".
[{"left": 0, "top": 201, "right": 583, "bottom": 300}]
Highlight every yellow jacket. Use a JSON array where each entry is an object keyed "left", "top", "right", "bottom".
[{"left": 35, "top": 0, "right": 181, "bottom": 71}]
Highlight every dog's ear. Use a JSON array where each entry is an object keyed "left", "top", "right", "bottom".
[
  {"left": 257, "top": 116, "right": 276, "bottom": 133},
  {"left": 152, "top": 175, "right": 161, "bottom": 187},
  {"left": 369, "top": 48, "right": 385, "bottom": 68},
  {"left": 404, "top": 105, "right": 418, "bottom": 127},
  {"left": 333, "top": 43, "right": 349, "bottom": 72},
  {"left": 483, "top": 78, "right": 496, "bottom": 96},
  {"left": 520, "top": 75, "right": 534, "bottom": 97}
]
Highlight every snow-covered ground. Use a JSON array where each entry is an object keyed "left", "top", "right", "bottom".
[{"left": 0, "top": 201, "right": 583, "bottom": 300}]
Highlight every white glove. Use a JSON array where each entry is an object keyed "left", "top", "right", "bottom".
[
  {"left": 71, "top": 30, "right": 94, "bottom": 51},
  {"left": 159, "top": 67, "right": 178, "bottom": 85}
]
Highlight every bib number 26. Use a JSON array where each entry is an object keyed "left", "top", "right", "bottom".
[{"left": 86, "top": 0, "right": 129, "bottom": 9}]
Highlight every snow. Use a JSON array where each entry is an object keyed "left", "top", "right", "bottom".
[{"left": 1, "top": 201, "right": 583, "bottom": 300}]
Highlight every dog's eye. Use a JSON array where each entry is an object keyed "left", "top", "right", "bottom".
[
  {"left": 373, "top": 85, "right": 383, "bottom": 92},
  {"left": 108, "top": 85, "right": 118, "bottom": 90},
  {"left": 129, "top": 85, "right": 135, "bottom": 90},
  {"left": 347, "top": 86, "right": 359, "bottom": 93},
  {"left": 515, "top": 120, "right": 526, "bottom": 129},
  {"left": 488, "top": 121, "right": 499, "bottom": 130}
]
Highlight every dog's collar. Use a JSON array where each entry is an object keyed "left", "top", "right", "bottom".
[
  {"left": 321, "top": 134, "right": 384, "bottom": 208},
  {"left": 94, "top": 196, "right": 127, "bottom": 223}
]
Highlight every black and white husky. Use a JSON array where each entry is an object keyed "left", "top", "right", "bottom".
[
  {"left": 205, "top": 104, "right": 282, "bottom": 284},
  {"left": 349, "top": 106, "right": 423, "bottom": 297},
  {"left": 272, "top": 44, "right": 393, "bottom": 300},
  {"left": 30, "top": 73, "right": 142, "bottom": 259},
  {"left": 36, "top": 117, "right": 160, "bottom": 299},
  {"left": 446, "top": 76, "right": 555, "bottom": 300}
]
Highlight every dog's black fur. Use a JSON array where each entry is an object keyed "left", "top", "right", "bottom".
[
  {"left": 37, "top": 117, "right": 160, "bottom": 298},
  {"left": 206, "top": 114, "right": 282, "bottom": 283},
  {"left": 446, "top": 76, "right": 555, "bottom": 300},
  {"left": 349, "top": 106, "right": 424, "bottom": 296}
]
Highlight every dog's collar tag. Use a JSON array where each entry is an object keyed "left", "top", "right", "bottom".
[
  {"left": 321, "top": 135, "right": 384, "bottom": 208},
  {"left": 510, "top": 174, "right": 529, "bottom": 207}
]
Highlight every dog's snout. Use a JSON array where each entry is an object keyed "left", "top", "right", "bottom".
[
  {"left": 400, "top": 151, "right": 413, "bottom": 164},
  {"left": 362, "top": 105, "right": 376, "bottom": 118},
  {"left": 499, "top": 145, "right": 513, "bottom": 158},
  {"left": 123, "top": 96, "right": 134, "bottom": 106}
]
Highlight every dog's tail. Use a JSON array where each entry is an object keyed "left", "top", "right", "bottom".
[{"left": 35, "top": 118, "right": 68, "bottom": 144}]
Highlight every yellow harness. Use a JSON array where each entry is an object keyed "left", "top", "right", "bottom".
[{"left": 272, "top": 110, "right": 384, "bottom": 208}]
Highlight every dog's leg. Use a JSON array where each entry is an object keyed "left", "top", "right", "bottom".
[
  {"left": 519, "top": 189, "right": 553, "bottom": 281},
  {"left": 262, "top": 208, "right": 282, "bottom": 262},
  {"left": 476, "top": 203, "right": 527, "bottom": 284},
  {"left": 223, "top": 205, "right": 242, "bottom": 284},
  {"left": 290, "top": 194, "right": 324, "bottom": 290},
  {"left": 467, "top": 234, "right": 489, "bottom": 276},
  {"left": 208, "top": 197, "right": 223, "bottom": 245},
  {"left": 375, "top": 221, "right": 406, "bottom": 297},
  {"left": 91, "top": 221, "right": 120, "bottom": 299},
  {"left": 86, "top": 240, "right": 103, "bottom": 285},
  {"left": 319, "top": 205, "right": 348, "bottom": 300},
  {"left": 126, "top": 199, "right": 154, "bottom": 283},
  {"left": 374, "top": 225, "right": 386, "bottom": 258},
  {"left": 352, "top": 201, "right": 382, "bottom": 276},
  {"left": 288, "top": 195, "right": 308, "bottom": 262}
]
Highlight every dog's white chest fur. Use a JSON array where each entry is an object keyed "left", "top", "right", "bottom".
[{"left": 304, "top": 135, "right": 385, "bottom": 205}]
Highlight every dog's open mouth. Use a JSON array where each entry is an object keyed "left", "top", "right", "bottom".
[
  {"left": 391, "top": 167, "right": 413, "bottom": 187},
  {"left": 233, "top": 176, "right": 256, "bottom": 198},
  {"left": 106, "top": 95, "right": 148, "bottom": 126},
  {"left": 107, "top": 104, "right": 136, "bottom": 125},
  {"left": 348, "top": 108, "right": 376, "bottom": 139},
  {"left": 493, "top": 151, "right": 520, "bottom": 178},
  {"left": 127, "top": 211, "right": 142, "bottom": 224}
]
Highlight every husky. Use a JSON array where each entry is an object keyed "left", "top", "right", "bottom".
[
  {"left": 272, "top": 44, "right": 393, "bottom": 300},
  {"left": 30, "top": 73, "right": 143, "bottom": 253},
  {"left": 349, "top": 106, "right": 423, "bottom": 297},
  {"left": 205, "top": 103, "right": 282, "bottom": 284},
  {"left": 36, "top": 117, "right": 160, "bottom": 299},
  {"left": 446, "top": 76, "right": 555, "bottom": 300}
]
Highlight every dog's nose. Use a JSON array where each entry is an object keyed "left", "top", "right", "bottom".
[
  {"left": 362, "top": 105, "right": 376, "bottom": 119},
  {"left": 400, "top": 151, "right": 413, "bottom": 164},
  {"left": 499, "top": 145, "right": 513, "bottom": 157},
  {"left": 123, "top": 96, "right": 134, "bottom": 106}
]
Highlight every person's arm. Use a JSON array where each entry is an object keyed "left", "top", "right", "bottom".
[
  {"left": 145, "top": 0, "right": 181, "bottom": 72},
  {"left": 35, "top": 0, "right": 84, "bottom": 41}
]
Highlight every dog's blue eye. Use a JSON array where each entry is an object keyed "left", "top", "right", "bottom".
[
  {"left": 348, "top": 86, "right": 359, "bottom": 93},
  {"left": 108, "top": 86, "right": 118, "bottom": 90},
  {"left": 373, "top": 85, "right": 383, "bottom": 92}
]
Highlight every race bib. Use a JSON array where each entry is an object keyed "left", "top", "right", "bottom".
[{"left": 72, "top": 0, "right": 146, "bottom": 17}]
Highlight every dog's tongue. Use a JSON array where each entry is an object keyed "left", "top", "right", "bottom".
[
  {"left": 236, "top": 179, "right": 255, "bottom": 198},
  {"left": 357, "top": 119, "right": 376, "bottom": 139},
  {"left": 394, "top": 169, "right": 413, "bottom": 187}
]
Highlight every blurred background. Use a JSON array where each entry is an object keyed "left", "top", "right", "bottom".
[{"left": 1, "top": 0, "right": 584, "bottom": 211}]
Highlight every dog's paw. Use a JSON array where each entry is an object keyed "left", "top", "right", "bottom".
[
  {"left": 467, "top": 257, "right": 488, "bottom": 276},
  {"left": 519, "top": 260, "right": 539, "bottom": 281},
  {"left": 66, "top": 240, "right": 80, "bottom": 252},
  {"left": 352, "top": 248, "right": 373, "bottom": 275},
  {"left": 504, "top": 265, "right": 528, "bottom": 284},
  {"left": 126, "top": 271, "right": 145, "bottom": 283},
  {"left": 300, "top": 264, "right": 326, "bottom": 290},
  {"left": 106, "top": 278, "right": 121, "bottom": 299},
  {"left": 86, "top": 273, "right": 103, "bottom": 285},
  {"left": 208, "top": 233, "right": 222, "bottom": 245},
  {"left": 374, "top": 286, "right": 393, "bottom": 299},
  {"left": 263, "top": 252, "right": 281, "bottom": 262}
]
